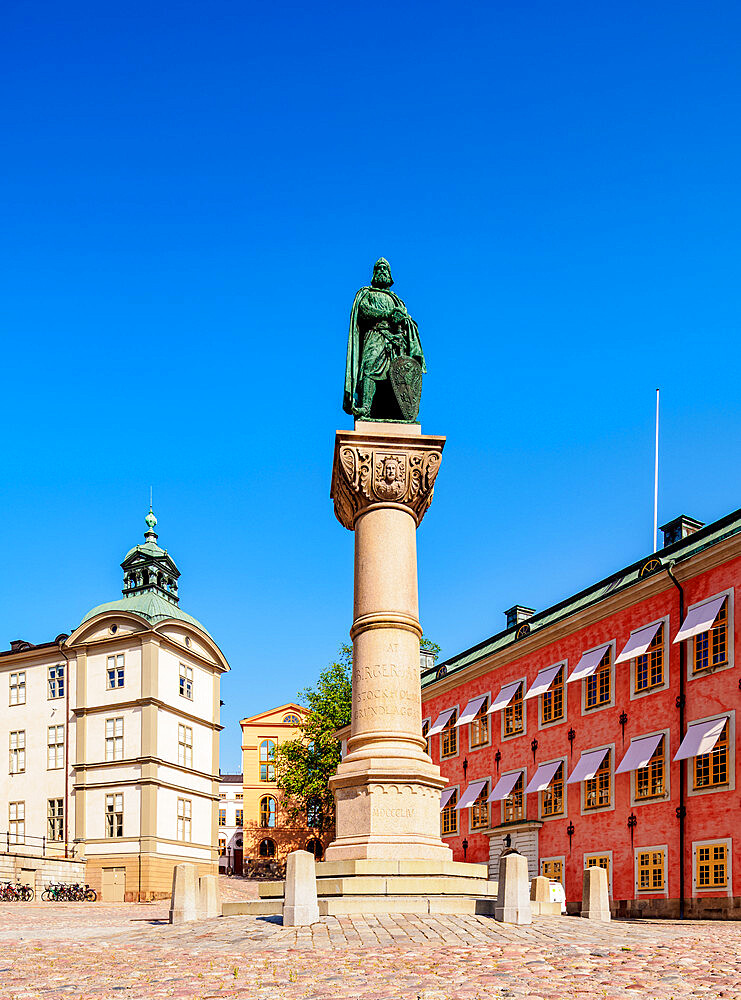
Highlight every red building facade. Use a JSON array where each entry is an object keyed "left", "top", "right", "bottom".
[{"left": 421, "top": 511, "right": 740, "bottom": 918}]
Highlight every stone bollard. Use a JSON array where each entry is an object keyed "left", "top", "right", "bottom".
[
  {"left": 581, "top": 865, "right": 611, "bottom": 921},
  {"left": 530, "top": 875, "right": 555, "bottom": 916},
  {"left": 283, "top": 850, "right": 319, "bottom": 927},
  {"left": 169, "top": 863, "right": 198, "bottom": 924},
  {"left": 494, "top": 851, "right": 531, "bottom": 924},
  {"left": 197, "top": 874, "right": 222, "bottom": 919}
]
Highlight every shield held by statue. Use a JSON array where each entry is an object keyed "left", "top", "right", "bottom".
[{"left": 390, "top": 355, "right": 423, "bottom": 421}]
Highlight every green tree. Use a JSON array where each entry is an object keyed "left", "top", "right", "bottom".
[{"left": 274, "top": 645, "right": 352, "bottom": 830}]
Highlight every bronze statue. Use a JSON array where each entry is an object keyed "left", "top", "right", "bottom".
[{"left": 343, "top": 258, "right": 426, "bottom": 422}]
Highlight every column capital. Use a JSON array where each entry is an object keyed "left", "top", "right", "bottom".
[{"left": 330, "top": 426, "right": 445, "bottom": 530}]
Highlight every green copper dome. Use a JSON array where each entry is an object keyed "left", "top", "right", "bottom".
[{"left": 80, "top": 591, "right": 212, "bottom": 636}]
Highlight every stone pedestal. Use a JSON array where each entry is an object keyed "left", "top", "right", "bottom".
[
  {"left": 283, "top": 850, "right": 320, "bottom": 926},
  {"left": 169, "top": 863, "right": 198, "bottom": 924},
  {"left": 581, "top": 865, "right": 611, "bottom": 921},
  {"left": 197, "top": 874, "right": 221, "bottom": 919},
  {"left": 530, "top": 874, "right": 561, "bottom": 916},
  {"left": 494, "top": 852, "right": 532, "bottom": 924},
  {"left": 326, "top": 422, "right": 451, "bottom": 863}
]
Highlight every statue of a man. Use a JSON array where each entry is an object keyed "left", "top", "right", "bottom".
[{"left": 343, "top": 258, "right": 426, "bottom": 421}]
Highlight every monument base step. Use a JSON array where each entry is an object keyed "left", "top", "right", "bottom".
[
  {"left": 222, "top": 899, "right": 284, "bottom": 917},
  {"left": 318, "top": 895, "right": 498, "bottom": 916}
]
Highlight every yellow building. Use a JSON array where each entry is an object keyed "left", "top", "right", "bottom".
[{"left": 239, "top": 703, "right": 326, "bottom": 866}]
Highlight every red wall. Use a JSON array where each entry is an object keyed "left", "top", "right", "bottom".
[{"left": 423, "top": 555, "right": 740, "bottom": 904}]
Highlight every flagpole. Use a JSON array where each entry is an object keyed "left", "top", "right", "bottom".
[{"left": 653, "top": 388, "right": 659, "bottom": 553}]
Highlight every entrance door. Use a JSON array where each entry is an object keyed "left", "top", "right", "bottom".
[
  {"left": 233, "top": 849, "right": 243, "bottom": 874},
  {"left": 101, "top": 867, "right": 126, "bottom": 902}
]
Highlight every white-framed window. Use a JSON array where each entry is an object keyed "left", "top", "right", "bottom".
[
  {"left": 47, "top": 725, "right": 64, "bottom": 769},
  {"left": 539, "top": 758, "right": 568, "bottom": 820},
  {"left": 105, "top": 717, "right": 124, "bottom": 762},
  {"left": 106, "top": 654, "right": 125, "bottom": 689},
  {"left": 584, "top": 851, "right": 613, "bottom": 897},
  {"left": 105, "top": 793, "right": 123, "bottom": 838},
  {"left": 635, "top": 845, "right": 667, "bottom": 894},
  {"left": 687, "top": 711, "right": 735, "bottom": 798},
  {"left": 541, "top": 856, "right": 565, "bottom": 883},
  {"left": 502, "top": 679, "right": 527, "bottom": 740},
  {"left": 581, "top": 642, "right": 615, "bottom": 714},
  {"left": 9, "top": 801, "right": 25, "bottom": 844},
  {"left": 9, "top": 672, "right": 26, "bottom": 706},
  {"left": 692, "top": 838, "right": 732, "bottom": 894},
  {"left": 179, "top": 663, "right": 193, "bottom": 700},
  {"left": 178, "top": 724, "right": 193, "bottom": 768},
  {"left": 539, "top": 663, "right": 567, "bottom": 729},
  {"left": 47, "top": 798, "right": 64, "bottom": 841},
  {"left": 581, "top": 744, "right": 615, "bottom": 815},
  {"left": 629, "top": 728, "right": 671, "bottom": 806},
  {"left": 177, "top": 798, "right": 192, "bottom": 841},
  {"left": 9, "top": 730, "right": 25, "bottom": 773},
  {"left": 48, "top": 664, "right": 65, "bottom": 699},
  {"left": 686, "top": 589, "right": 734, "bottom": 680}
]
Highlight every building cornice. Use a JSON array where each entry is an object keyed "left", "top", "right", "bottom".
[
  {"left": 72, "top": 698, "right": 224, "bottom": 731},
  {"left": 74, "top": 755, "right": 219, "bottom": 783}
]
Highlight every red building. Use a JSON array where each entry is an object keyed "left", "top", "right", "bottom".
[{"left": 421, "top": 511, "right": 740, "bottom": 918}]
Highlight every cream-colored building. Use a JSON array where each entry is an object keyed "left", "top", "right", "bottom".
[
  {"left": 217, "top": 772, "right": 244, "bottom": 873},
  {"left": 0, "top": 510, "right": 229, "bottom": 900}
]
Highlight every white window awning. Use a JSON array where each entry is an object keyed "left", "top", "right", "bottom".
[
  {"left": 524, "top": 664, "right": 562, "bottom": 700},
  {"left": 615, "top": 621, "right": 663, "bottom": 664},
  {"left": 487, "top": 770, "right": 524, "bottom": 802},
  {"left": 440, "top": 787, "right": 456, "bottom": 811},
  {"left": 455, "top": 695, "right": 487, "bottom": 728},
  {"left": 567, "top": 747, "right": 609, "bottom": 784},
  {"left": 525, "top": 760, "right": 562, "bottom": 794},
  {"left": 567, "top": 644, "right": 611, "bottom": 683},
  {"left": 487, "top": 680, "right": 522, "bottom": 713},
  {"left": 428, "top": 708, "right": 455, "bottom": 737},
  {"left": 615, "top": 733, "right": 663, "bottom": 774},
  {"left": 455, "top": 779, "right": 488, "bottom": 810},
  {"left": 674, "top": 718, "right": 727, "bottom": 761},
  {"left": 673, "top": 596, "right": 726, "bottom": 644}
]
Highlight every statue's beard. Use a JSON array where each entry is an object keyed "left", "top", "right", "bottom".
[{"left": 372, "top": 272, "right": 392, "bottom": 288}]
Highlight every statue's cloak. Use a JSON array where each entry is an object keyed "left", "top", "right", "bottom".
[{"left": 343, "top": 286, "right": 426, "bottom": 416}]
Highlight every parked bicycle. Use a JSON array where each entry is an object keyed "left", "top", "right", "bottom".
[
  {"left": 41, "top": 881, "right": 96, "bottom": 901},
  {"left": 0, "top": 881, "right": 34, "bottom": 901}
]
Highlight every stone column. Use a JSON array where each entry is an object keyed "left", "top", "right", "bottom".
[{"left": 326, "top": 422, "right": 452, "bottom": 862}]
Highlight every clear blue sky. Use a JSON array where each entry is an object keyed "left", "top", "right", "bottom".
[{"left": 2, "top": 2, "right": 740, "bottom": 771}]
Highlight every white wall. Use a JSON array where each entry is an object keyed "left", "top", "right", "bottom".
[{"left": 86, "top": 644, "right": 142, "bottom": 705}]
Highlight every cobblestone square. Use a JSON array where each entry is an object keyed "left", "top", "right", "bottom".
[{"left": 3, "top": 880, "right": 741, "bottom": 999}]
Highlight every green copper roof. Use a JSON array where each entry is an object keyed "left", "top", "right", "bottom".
[{"left": 80, "top": 591, "right": 212, "bottom": 637}]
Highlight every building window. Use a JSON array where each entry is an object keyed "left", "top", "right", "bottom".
[
  {"left": 47, "top": 725, "right": 64, "bottom": 769},
  {"left": 259, "top": 796, "right": 276, "bottom": 828},
  {"left": 542, "top": 666, "right": 564, "bottom": 724},
  {"left": 306, "top": 838, "right": 323, "bottom": 860},
  {"left": 105, "top": 794, "right": 124, "bottom": 838},
  {"left": 178, "top": 724, "right": 193, "bottom": 768},
  {"left": 541, "top": 763, "right": 564, "bottom": 817},
  {"left": 470, "top": 700, "right": 489, "bottom": 748},
  {"left": 441, "top": 789, "right": 458, "bottom": 834},
  {"left": 106, "top": 654, "right": 125, "bottom": 689},
  {"left": 503, "top": 772, "right": 524, "bottom": 823},
  {"left": 9, "top": 731, "right": 25, "bottom": 774},
  {"left": 585, "top": 647, "right": 612, "bottom": 709},
  {"left": 105, "top": 717, "right": 124, "bottom": 762},
  {"left": 635, "top": 624, "right": 664, "bottom": 692},
  {"left": 259, "top": 739, "right": 276, "bottom": 781},
  {"left": 218, "top": 839, "right": 226, "bottom": 856},
  {"left": 48, "top": 664, "right": 65, "bottom": 700},
  {"left": 282, "top": 713, "right": 300, "bottom": 725},
  {"left": 694, "top": 599, "right": 728, "bottom": 674},
  {"left": 9, "top": 802, "right": 25, "bottom": 844},
  {"left": 47, "top": 798, "right": 64, "bottom": 841},
  {"left": 177, "top": 798, "right": 192, "bottom": 841},
  {"left": 637, "top": 849, "right": 665, "bottom": 891},
  {"left": 694, "top": 719, "right": 729, "bottom": 788},
  {"left": 218, "top": 808, "right": 226, "bottom": 826},
  {"left": 696, "top": 843, "right": 728, "bottom": 889},
  {"left": 470, "top": 782, "right": 490, "bottom": 830},
  {"left": 584, "top": 750, "right": 611, "bottom": 810},
  {"left": 259, "top": 838, "right": 276, "bottom": 858},
  {"left": 9, "top": 672, "right": 26, "bottom": 706},
  {"left": 585, "top": 854, "right": 610, "bottom": 880},
  {"left": 235, "top": 793, "right": 243, "bottom": 800},
  {"left": 636, "top": 737, "right": 665, "bottom": 800},
  {"left": 541, "top": 858, "right": 563, "bottom": 882},
  {"left": 235, "top": 808, "right": 243, "bottom": 827},
  {"left": 504, "top": 684, "right": 524, "bottom": 736},
  {"left": 179, "top": 663, "right": 193, "bottom": 700},
  {"left": 441, "top": 712, "right": 458, "bottom": 757},
  {"left": 307, "top": 796, "right": 323, "bottom": 829},
  {"left": 422, "top": 719, "right": 430, "bottom": 755}
]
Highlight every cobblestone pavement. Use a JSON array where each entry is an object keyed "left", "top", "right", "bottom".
[{"left": 3, "top": 891, "right": 741, "bottom": 999}]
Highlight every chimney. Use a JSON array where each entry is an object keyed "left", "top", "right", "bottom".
[
  {"left": 419, "top": 649, "right": 436, "bottom": 674},
  {"left": 505, "top": 606, "right": 535, "bottom": 630},
  {"left": 659, "top": 515, "right": 704, "bottom": 548}
]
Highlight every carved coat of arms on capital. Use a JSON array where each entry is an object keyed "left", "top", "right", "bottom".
[{"left": 332, "top": 442, "right": 442, "bottom": 529}]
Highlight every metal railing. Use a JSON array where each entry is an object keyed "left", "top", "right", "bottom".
[{"left": 0, "top": 830, "right": 78, "bottom": 859}]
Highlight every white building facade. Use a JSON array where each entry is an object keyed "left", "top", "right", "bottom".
[
  {"left": 217, "top": 773, "right": 244, "bottom": 873},
  {"left": 0, "top": 510, "right": 229, "bottom": 900}
]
